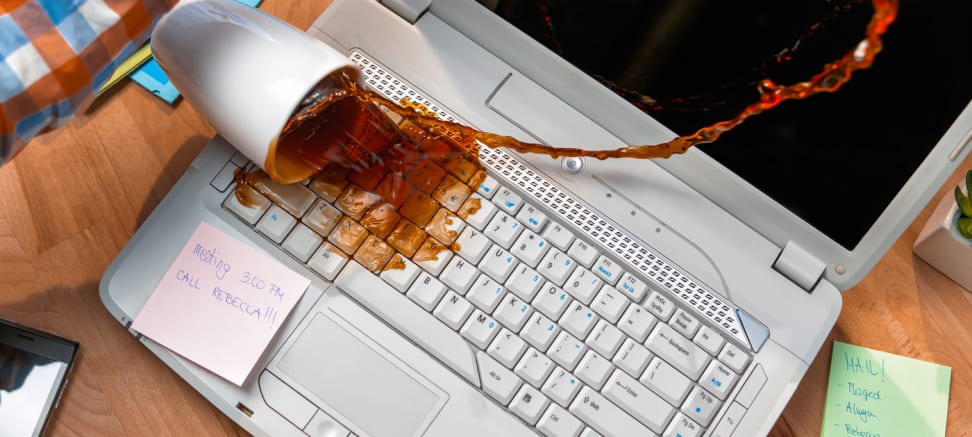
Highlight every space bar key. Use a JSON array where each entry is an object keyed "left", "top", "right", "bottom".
[{"left": 335, "top": 262, "right": 481, "bottom": 387}]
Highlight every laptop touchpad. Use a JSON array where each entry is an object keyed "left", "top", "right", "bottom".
[{"left": 278, "top": 312, "right": 442, "bottom": 437}]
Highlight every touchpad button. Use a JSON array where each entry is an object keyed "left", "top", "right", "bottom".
[{"left": 277, "top": 312, "right": 443, "bottom": 437}]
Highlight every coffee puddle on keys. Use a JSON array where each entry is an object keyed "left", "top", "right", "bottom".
[{"left": 233, "top": 0, "right": 897, "bottom": 271}]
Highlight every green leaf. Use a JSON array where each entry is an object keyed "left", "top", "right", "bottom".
[
  {"left": 958, "top": 217, "right": 972, "bottom": 239},
  {"left": 966, "top": 170, "right": 972, "bottom": 200},
  {"left": 957, "top": 186, "right": 972, "bottom": 218}
]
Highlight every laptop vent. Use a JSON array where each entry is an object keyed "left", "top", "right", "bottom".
[{"left": 349, "top": 50, "right": 748, "bottom": 347}]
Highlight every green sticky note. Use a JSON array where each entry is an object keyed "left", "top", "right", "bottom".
[{"left": 821, "top": 341, "right": 951, "bottom": 437}]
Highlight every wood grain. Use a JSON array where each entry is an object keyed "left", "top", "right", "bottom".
[{"left": 0, "top": 1, "right": 969, "bottom": 435}]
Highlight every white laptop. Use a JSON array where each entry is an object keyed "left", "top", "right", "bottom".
[{"left": 99, "top": 1, "right": 972, "bottom": 436}]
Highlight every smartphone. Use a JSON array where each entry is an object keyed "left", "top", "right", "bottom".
[{"left": 0, "top": 318, "right": 78, "bottom": 437}]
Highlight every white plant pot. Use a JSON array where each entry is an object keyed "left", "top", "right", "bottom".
[{"left": 914, "top": 196, "right": 972, "bottom": 291}]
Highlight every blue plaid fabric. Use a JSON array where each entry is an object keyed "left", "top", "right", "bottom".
[{"left": 0, "top": 0, "right": 176, "bottom": 166}]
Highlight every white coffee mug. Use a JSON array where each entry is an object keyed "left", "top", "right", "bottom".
[{"left": 151, "top": 0, "right": 357, "bottom": 183}]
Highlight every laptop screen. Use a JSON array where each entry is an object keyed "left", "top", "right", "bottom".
[{"left": 489, "top": 0, "right": 972, "bottom": 250}]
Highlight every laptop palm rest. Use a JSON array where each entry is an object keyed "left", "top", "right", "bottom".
[{"left": 276, "top": 312, "right": 443, "bottom": 437}]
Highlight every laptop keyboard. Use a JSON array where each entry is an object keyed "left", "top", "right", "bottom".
[
  {"left": 217, "top": 52, "right": 753, "bottom": 437},
  {"left": 223, "top": 161, "right": 751, "bottom": 437}
]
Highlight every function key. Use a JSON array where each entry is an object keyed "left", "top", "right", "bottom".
[
  {"left": 516, "top": 204, "right": 548, "bottom": 232},
  {"left": 473, "top": 171, "right": 499, "bottom": 199},
  {"left": 494, "top": 186, "right": 524, "bottom": 214},
  {"left": 567, "top": 240, "right": 599, "bottom": 268},
  {"left": 617, "top": 272, "right": 648, "bottom": 301},
  {"left": 541, "top": 222, "right": 576, "bottom": 251},
  {"left": 592, "top": 255, "right": 623, "bottom": 285}
]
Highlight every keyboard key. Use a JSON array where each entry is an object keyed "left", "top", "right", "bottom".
[
  {"left": 515, "top": 348, "right": 555, "bottom": 387},
  {"left": 671, "top": 308, "right": 701, "bottom": 337},
  {"left": 477, "top": 351, "right": 523, "bottom": 405},
  {"left": 506, "top": 265, "right": 544, "bottom": 301},
  {"left": 511, "top": 231, "right": 550, "bottom": 267},
  {"left": 466, "top": 274, "right": 506, "bottom": 312},
  {"left": 307, "top": 243, "right": 349, "bottom": 281},
  {"left": 521, "top": 312, "right": 559, "bottom": 351},
  {"left": 405, "top": 271, "right": 446, "bottom": 310},
  {"left": 537, "top": 404, "right": 584, "bottom": 437},
  {"left": 335, "top": 262, "right": 480, "bottom": 385},
  {"left": 541, "top": 222, "right": 576, "bottom": 251},
  {"left": 493, "top": 186, "right": 523, "bottom": 214},
  {"left": 335, "top": 185, "right": 381, "bottom": 220},
  {"left": 563, "top": 268, "right": 602, "bottom": 305},
  {"left": 354, "top": 235, "right": 395, "bottom": 273},
  {"left": 541, "top": 367, "right": 583, "bottom": 408},
  {"left": 510, "top": 385, "right": 550, "bottom": 425},
  {"left": 488, "top": 329, "right": 528, "bottom": 368},
  {"left": 646, "top": 324, "right": 710, "bottom": 380},
  {"left": 516, "top": 204, "right": 548, "bottom": 232},
  {"left": 327, "top": 217, "right": 368, "bottom": 254},
  {"left": 591, "top": 255, "right": 623, "bottom": 285},
  {"left": 431, "top": 174, "right": 472, "bottom": 212},
  {"left": 645, "top": 291, "right": 677, "bottom": 321},
  {"left": 381, "top": 255, "right": 422, "bottom": 292},
  {"left": 694, "top": 326, "right": 727, "bottom": 356},
  {"left": 578, "top": 428, "right": 600, "bottom": 437},
  {"left": 549, "top": 331, "right": 587, "bottom": 370},
  {"left": 566, "top": 240, "right": 599, "bottom": 268},
  {"left": 457, "top": 194, "right": 497, "bottom": 230},
  {"left": 455, "top": 227, "right": 491, "bottom": 264},
  {"left": 612, "top": 338, "right": 651, "bottom": 377},
  {"left": 590, "top": 285, "right": 628, "bottom": 324},
  {"left": 574, "top": 351, "right": 612, "bottom": 390},
  {"left": 709, "top": 402, "right": 745, "bottom": 437},
  {"left": 425, "top": 209, "right": 465, "bottom": 244},
  {"left": 640, "top": 357, "right": 693, "bottom": 406},
  {"left": 433, "top": 290, "right": 474, "bottom": 330},
  {"left": 473, "top": 171, "right": 499, "bottom": 199},
  {"left": 700, "top": 360, "right": 739, "bottom": 400},
  {"left": 493, "top": 294, "right": 534, "bottom": 331},
  {"left": 460, "top": 310, "right": 501, "bottom": 348},
  {"left": 570, "top": 387, "right": 653, "bottom": 437},
  {"left": 681, "top": 386, "right": 721, "bottom": 426},
  {"left": 282, "top": 223, "right": 322, "bottom": 262},
  {"left": 386, "top": 220, "right": 427, "bottom": 257},
  {"left": 718, "top": 342, "right": 751, "bottom": 374},
  {"left": 485, "top": 211, "right": 523, "bottom": 248},
  {"left": 413, "top": 238, "right": 453, "bottom": 275},
  {"left": 616, "top": 272, "right": 648, "bottom": 301},
  {"left": 481, "top": 245, "right": 518, "bottom": 282},
  {"left": 303, "top": 199, "right": 343, "bottom": 237},
  {"left": 665, "top": 413, "right": 703, "bottom": 437},
  {"left": 559, "top": 302, "right": 599, "bottom": 339},
  {"left": 585, "top": 320, "right": 624, "bottom": 358},
  {"left": 224, "top": 187, "right": 269, "bottom": 224},
  {"left": 256, "top": 205, "right": 297, "bottom": 244},
  {"left": 537, "top": 250, "right": 576, "bottom": 287},
  {"left": 246, "top": 171, "right": 316, "bottom": 217},
  {"left": 604, "top": 370, "right": 675, "bottom": 434},
  {"left": 533, "top": 283, "right": 572, "bottom": 320},
  {"left": 440, "top": 256, "right": 478, "bottom": 293},
  {"left": 618, "top": 305, "right": 657, "bottom": 342},
  {"left": 309, "top": 167, "right": 349, "bottom": 202}
]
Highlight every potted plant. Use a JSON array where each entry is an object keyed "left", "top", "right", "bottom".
[
  {"left": 914, "top": 170, "right": 972, "bottom": 291},
  {"left": 956, "top": 170, "right": 972, "bottom": 239}
]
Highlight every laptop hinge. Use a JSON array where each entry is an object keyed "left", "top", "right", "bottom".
[
  {"left": 380, "top": 0, "right": 431, "bottom": 24},
  {"left": 772, "top": 241, "right": 826, "bottom": 292}
]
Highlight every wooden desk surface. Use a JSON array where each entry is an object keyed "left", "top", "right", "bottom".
[{"left": 1, "top": 1, "right": 970, "bottom": 435}]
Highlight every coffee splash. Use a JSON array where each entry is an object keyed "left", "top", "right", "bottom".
[{"left": 234, "top": 0, "right": 898, "bottom": 270}]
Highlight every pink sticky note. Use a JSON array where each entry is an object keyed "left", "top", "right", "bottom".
[{"left": 132, "top": 221, "right": 310, "bottom": 386}]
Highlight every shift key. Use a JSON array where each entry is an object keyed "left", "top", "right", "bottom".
[
  {"left": 645, "top": 323, "right": 710, "bottom": 380},
  {"left": 569, "top": 387, "right": 652, "bottom": 437}
]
